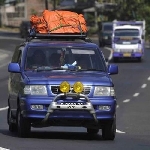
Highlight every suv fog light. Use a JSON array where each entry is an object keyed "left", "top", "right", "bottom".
[
  {"left": 99, "top": 105, "right": 111, "bottom": 111},
  {"left": 60, "top": 81, "right": 70, "bottom": 93},
  {"left": 31, "top": 105, "right": 44, "bottom": 110},
  {"left": 73, "top": 81, "right": 84, "bottom": 93}
]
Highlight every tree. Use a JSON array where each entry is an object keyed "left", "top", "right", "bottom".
[
  {"left": 0, "top": 0, "right": 5, "bottom": 5},
  {"left": 109, "top": 0, "right": 150, "bottom": 37}
]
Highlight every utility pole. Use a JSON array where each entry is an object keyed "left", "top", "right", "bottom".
[{"left": 45, "top": 0, "right": 48, "bottom": 10}]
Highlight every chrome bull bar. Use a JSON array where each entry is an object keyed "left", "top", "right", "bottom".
[{"left": 42, "top": 93, "right": 98, "bottom": 123}]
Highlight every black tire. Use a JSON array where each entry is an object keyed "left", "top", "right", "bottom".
[
  {"left": 102, "top": 119, "right": 116, "bottom": 140},
  {"left": 137, "top": 57, "right": 142, "bottom": 62},
  {"left": 87, "top": 128, "right": 99, "bottom": 134},
  {"left": 113, "top": 57, "right": 119, "bottom": 63},
  {"left": 99, "top": 41, "right": 103, "bottom": 47},
  {"left": 7, "top": 106, "right": 17, "bottom": 132},
  {"left": 17, "top": 109, "right": 31, "bottom": 138},
  {"left": 102, "top": 42, "right": 105, "bottom": 47}
]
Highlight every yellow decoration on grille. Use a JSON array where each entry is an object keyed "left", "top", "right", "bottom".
[
  {"left": 73, "top": 81, "right": 84, "bottom": 93},
  {"left": 60, "top": 81, "right": 70, "bottom": 93}
]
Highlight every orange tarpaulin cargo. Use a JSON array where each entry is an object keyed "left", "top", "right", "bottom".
[{"left": 30, "top": 10, "right": 87, "bottom": 34}]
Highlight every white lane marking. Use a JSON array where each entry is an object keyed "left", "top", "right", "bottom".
[
  {"left": 0, "top": 147, "right": 10, "bottom": 150},
  {"left": 0, "top": 49, "right": 11, "bottom": 68},
  {"left": 123, "top": 99, "right": 130, "bottom": 103},
  {"left": 0, "top": 62, "right": 9, "bottom": 68},
  {"left": 116, "top": 129, "right": 126, "bottom": 133},
  {"left": 141, "top": 84, "right": 147, "bottom": 88},
  {"left": 0, "top": 49, "right": 12, "bottom": 55},
  {"left": 0, "top": 106, "right": 8, "bottom": 111},
  {"left": 148, "top": 76, "right": 150, "bottom": 81},
  {"left": 133, "top": 93, "right": 139, "bottom": 97},
  {"left": 104, "top": 46, "right": 113, "bottom": 60},
  {"left": 116, "top": 105, "right": 119, "bottom": 108},
  {"left": 0, "top": 50, "right": 10, "bottom": 111},
  {"left": 0, "top": 53, "right": 9, "bottom": 59}
]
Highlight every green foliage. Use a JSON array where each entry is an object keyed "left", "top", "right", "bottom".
[
  {"left": 87, "top": 27, "right": 98, "bottom": 36},
  {"left": 30, "top": 9, "right": 38, "bottom": 15},
  {"left": 0, "top": 0, "right": 5, "bottom": 5},
  {"left": 109, "top": 0, "right": 150, "bottom": 36}
]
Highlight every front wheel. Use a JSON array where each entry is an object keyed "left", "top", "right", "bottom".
[
  {"left": 137, "top": 57, "right": 142, "bottom": 62},
  {"left": 17, "top": 109, "right": 31, "bottom": 138},
  {"left": 102, "top": 119, "right": 116, "bottom": 140},
  {"left": 99, "top": 41, "right": 104, "bottom": 47},
  {"left": 7, "top": 106, "right": 17, "bottom": 132},
  {"left": 113, "top": 57, "right": 119, "bottom": 63}
]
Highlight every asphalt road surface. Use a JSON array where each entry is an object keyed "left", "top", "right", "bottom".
[{"left": 0, "top": 31, "right": 150, "bottom": 150}]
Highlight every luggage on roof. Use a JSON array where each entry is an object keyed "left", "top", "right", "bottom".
[{"left": 30, "top": 10, "right": 87, "bottom": 34}]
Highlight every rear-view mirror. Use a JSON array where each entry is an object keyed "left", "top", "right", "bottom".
[
  {"left": 8, "top": 63, "right": 21, "bottom": 73},
  {"left": 108, "top": 64, "right": 118, "bottom": 75}
]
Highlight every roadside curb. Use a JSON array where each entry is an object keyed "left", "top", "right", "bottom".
[
  {"left": 0, "top": 49, "right": 12, "bottom": 67},
  {"left": 0, "top": 27, "right": 19, "bottom": 33}
]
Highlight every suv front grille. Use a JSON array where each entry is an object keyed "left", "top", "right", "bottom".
[{"left": 50, "top": 85, "right": 91, "bottom": 95}]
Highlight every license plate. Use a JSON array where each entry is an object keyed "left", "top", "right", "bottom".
[
  {"left": 123, "top": 42, "right": 131, "bottom": 44},
  {"left": 123, "top": 53, "right": 131, "bottom": 57},
  {"left": 60, "top": 102, "right": 85, "bottom": 105}
]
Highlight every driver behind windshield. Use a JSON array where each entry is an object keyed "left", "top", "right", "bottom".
[
  {"left": 77, "top": 56, "right": 88, "bottom": 69},
  {"left": 26, "top": 50, "right": 47, "bottom": 69},
  {"left": 49, "top": 53, "right": 60, "bottom": 67}
]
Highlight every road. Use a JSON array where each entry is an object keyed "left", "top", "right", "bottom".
[{"left": 0, "top": 31, "right": 150, "bottom": 150}]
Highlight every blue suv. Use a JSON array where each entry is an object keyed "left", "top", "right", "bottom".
[{"left": 7, "top": 33, "right": 118, "bottom": 140}]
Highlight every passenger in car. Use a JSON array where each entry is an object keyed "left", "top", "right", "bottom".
[
  {"left": 26, "top": 50, "right": 47, "bottom": 69},
  {"left": 49, "top": 53, "right": 60, "bottom": 67},
  {"left": 77, "top": 56, "right": 89, "bottom": 69}
]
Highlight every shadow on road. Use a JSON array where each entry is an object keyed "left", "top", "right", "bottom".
[
  {"left": 31, "top": 130, "right": 103, "bottom": 141},
  {"left": 0, "top": 129, "right": 104, "bottom": 141}
]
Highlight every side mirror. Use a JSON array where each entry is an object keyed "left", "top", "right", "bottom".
[
  {"left": 108, "top": 64, "right": 118, "bottom": 75},
  {"left": 8, "top": 63, "right": 21, "bottom": 73}
]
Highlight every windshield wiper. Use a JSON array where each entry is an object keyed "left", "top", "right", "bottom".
[
  {"left": 77, "top": 68, "right": 104, "bottom": 72},
  {"left": 35, "top": 66, "right": 64, "bottom": 72}
]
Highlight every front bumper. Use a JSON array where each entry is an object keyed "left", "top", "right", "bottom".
[
  {"left": 20, "top": 93, "right": 116, "bottom": 126},
  {"left": 113, "top": 52, "right": 143, "bottom": 58}
]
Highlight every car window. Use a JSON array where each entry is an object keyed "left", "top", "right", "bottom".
[
  {"left": 24, "top": 46, "right": 106, "bottom": 71},
  {"left": 18, "top": 51, "right": 22, "bottom": 65},
  {"left": 11, "top": 47, "right": 22, "bottom": 63},
  {"left": 103, "top": 24, "right": 113, "bottom": 31},
  {"left": 114, "top": 29, "right": 139, "bottom": 36}
]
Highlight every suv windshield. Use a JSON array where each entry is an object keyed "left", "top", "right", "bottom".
[
  {"left": 103, "top": 24, "right": 113, "bottom": 31},
  {"left": 114, "top": 29, "right": 139, "bottom": 36},
  {"left": 25, "top": 46, "right": 106, "bottom": 71}
]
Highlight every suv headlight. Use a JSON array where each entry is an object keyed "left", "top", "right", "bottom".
[
  {"left": 94, "top": 86, "right": 115, "bottom": 96},
  {"left": 24, "top": 85, "right": 47, "bottom": 95},
  {"left": 133, "top": 49, "right": 142, "bottom": 52},
  {"left": 103, "top": 36, "right": 108, "bottom": 39}
]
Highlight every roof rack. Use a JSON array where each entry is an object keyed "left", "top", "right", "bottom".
[{"left": 26, "top": 28, "right": 92, "bottom": 43}]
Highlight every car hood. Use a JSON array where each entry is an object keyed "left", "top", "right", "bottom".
[{"left": 24, "top": 71, "right": 112, "bottom": 86}]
